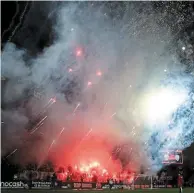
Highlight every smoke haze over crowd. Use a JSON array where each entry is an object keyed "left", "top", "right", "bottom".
[{"left": 1, "top": 2, "right": 194, "bottom": 173}]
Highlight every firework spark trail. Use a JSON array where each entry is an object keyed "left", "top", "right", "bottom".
[
  {"left": 38, "top": 139, "right": 56, "bottom": 169},
  {"left": 110, "top": 112, "right": 116, "bottom": 119},
  {"left": 39, "top": 127, "right": 65, "bottom": 165},
  {"left": 67, "top": 128, "right": 93, "bottom": 160},
  {"left": 6, "top": 116, "right": 47, "bottom": 158},
  {"left": 2, "top": 1, "right": 19, "bottom": 40},
  {"left": 55, "top": 127, "right": 65, "bottom": 143},
  {"left": 45, "top": 97, "right": 56, "bottom": 107},
  {"left": 78, "top": 128, "right": 93, "bottom": 147},
  {"left": 36, "top": 97, "right": 56, "bottom": 117},
  {"left": 8, "top": 1, "right": 29, "bottom": 42},
  {"left": 30, "top": 122, "right": 44, "bottom": 134},
  {"left": 35, "top": 115, "right": 47, "bottom": 127},
  {"left": 30, "top": 115, "right": 47, "bottom": 133},
  {"left": 6, "top": 149, "right": 18, "bottom": 159},
  {"left": 73, "top": 103, "right": 80, "bottom": 114},
  {"left": 48, "top": 139, "right": 55, "bottom": 153}
]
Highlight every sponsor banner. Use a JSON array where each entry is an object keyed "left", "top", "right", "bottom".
[
  {"left": 61, "top": 182, "right": 96, "bottom": 189},
  {"left": 0, "top": 181, "right": 25, "bottom": 189},
  {"left": 100, "top": 183, "right": 172, "bottom": 189},
  {"left": 1, "top": 181, "right": 173, "bottom": 190},
  {"left": 32, "top": 181, "right": 51, "bottom": 189},
  {"left": 73, "top": 182, "right": 96, "bottom": 189},
  {"left": 100, "top": 183, "right": 131, "bottom": 189},
  {"left": 153, "top": 184, "right": 172, "bottom": 188}
]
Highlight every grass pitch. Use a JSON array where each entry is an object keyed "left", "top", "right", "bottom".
[{"left": 1, "top": 188, "right": 194, "bottom": 193}]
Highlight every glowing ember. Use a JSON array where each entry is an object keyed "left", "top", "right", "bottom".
[
  {"left": 96, "top": 70, "right": 102, "bottom": 76},
  {"left": 76, "top": 48, "right": 83, "bottom": 57},
  {"left": 87, "top": 81, "right": 92, "bottom": 86}
]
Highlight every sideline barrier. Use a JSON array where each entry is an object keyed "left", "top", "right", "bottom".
[{"left": 0, "top": 180, "right": 173, "bottom": 189}]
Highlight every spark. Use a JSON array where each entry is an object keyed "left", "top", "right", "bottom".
[
  {"left": 59, "top": 127, "right": 65, "bottom": 136},
  {"left": 164, "top": 69, "right": 167, "bottom": 72},
  {"left": 96, "top": 70, "right": 102, "bottom": 76},
  {"left": 2, "top": 1, "right": 19, "bottom": 40},
  {"left": 55, "top": 127, "right": 65, "bottom": 142},
  {"left": 110, "top": 112, "right": 116, "bottom": 118},
  {"left": 87, "top": 81, "right": 92, "bottom": 86},
  {"left": 182, "top": 46, "right": 186, "bottom": 51},
  {"left": 38, "top": 139, "right": 56, "bottom": 168},
  {"left": 30, "top": 116, "right": 47, "bottom": 134},
  {"left": 6, "top": 149, "right": 18, "bottom": 159},
  {"left": 48, "top": 140, "right": 55, "bottom": 152},
  {"left": 43, "top": 97, "right": 56, "bottom": 109},
  {"left": 85, "top": 128, "right": 93, "bottom": 137},
  {"left": 68, "top": 68, "right": 73, "bottom": 72},
  {"left": 30, "top": 122, "right": 44, "bottom": 134},
  {"left": 73, "top": 103, "right": 80, "bottom": 113},
  {"left": 8, "top": 1, "right": 29, "bottom": 42},
  {"left": 50, "top": 97, "right": 56, "bottom": 103},
  {"left": 76, "top": 48, "right": 83, "bottom": 57},
  {"left": 78, "top": 128, "right": 93, "bottom": 147}
]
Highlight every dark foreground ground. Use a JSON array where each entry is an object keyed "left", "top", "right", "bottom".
[{"left": 1, "top": 189, "right": 194, "bottom": 193}]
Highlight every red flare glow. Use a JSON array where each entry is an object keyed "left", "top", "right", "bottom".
[
  {"left": 68, "top": 68, "right": 73, "bottom": 72},
  {"left": 76, "top": 48, "right": 83, "bottom": 57},
  {"left": 87, "top": 81, "right": 92, "bottom": 86},
  {"left": 96, "top": 70, "right": 102, "bottom": 76}
]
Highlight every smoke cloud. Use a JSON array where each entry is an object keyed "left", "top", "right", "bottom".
[{"left": 1, "top": 2, "right": 194, "bottom": 173}]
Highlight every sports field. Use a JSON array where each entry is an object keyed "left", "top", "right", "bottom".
[{"left": 1, "top": 189, "right": 194, "bottom": 193}]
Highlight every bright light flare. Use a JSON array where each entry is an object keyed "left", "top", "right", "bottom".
[
  {"left": 50, "top": 97, "right": 56, "bottom": 103},
  {"left": 91, "top": 161, "right": 100, "bottom": 167},
  {"left": 68, "top": 68, "right": 73, "bottom": 72},
  {"left": 182, "top": 46, "right": 186, "bottom": 51},
  {"left": 76, "top": 48, "right": 83, "bottom": 57},
  {"left": 96, "top": 70, "right": 102, "bottom": 76},
  {"left": 87, "top": 81, "right": 92, "bottom": 86},
  {"left": 144, "top": 87, "right": 187, "bottom": 124}
]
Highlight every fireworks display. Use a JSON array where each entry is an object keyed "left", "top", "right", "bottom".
[{"left": 1, "top": 2, "right": 194, "bottom": 177}]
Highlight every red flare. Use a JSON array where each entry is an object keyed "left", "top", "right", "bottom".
[
  {"left": 68, "top": 68, "right": 73, "bottom": 72},
  {"left": 76, "top": 48, "right": 83, "bottom": 57},
  {"left": 87, "top": 81, "right": 92, "bottom": 86},
  {"left": 96, "top": 70, "right": 102, "bottom": 76}
]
